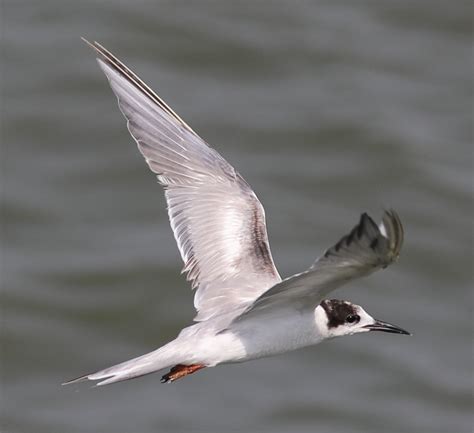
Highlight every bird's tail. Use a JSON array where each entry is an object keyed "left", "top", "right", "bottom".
[{"left": 62, "top": 341, "right": 180, "bottom": 386}]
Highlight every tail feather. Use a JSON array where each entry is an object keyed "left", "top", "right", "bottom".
[{"left": 63, "top": 344, "right": 178, "bottom": 386}]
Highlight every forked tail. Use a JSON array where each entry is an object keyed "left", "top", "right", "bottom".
[{"left": 63, "top": 342, "right": 180, "bottom": 386}]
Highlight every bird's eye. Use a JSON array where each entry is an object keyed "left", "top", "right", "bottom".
[{"left": 346, "top": 314, "right": 360, "bottom": 324}]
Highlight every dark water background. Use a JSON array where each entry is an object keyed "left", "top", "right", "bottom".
[{"left": 2, "top": 1, "right": 472, "bottom": 432}]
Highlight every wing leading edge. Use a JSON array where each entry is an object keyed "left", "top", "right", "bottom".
[
  {"left": 233, "top": 210, "right": 404, "bottom": 322},
  {"left": 84, "top": 40, "right": 281, "bottom": 321}
]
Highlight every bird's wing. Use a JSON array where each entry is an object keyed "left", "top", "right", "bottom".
[
  {"left": 233, "top": 210, "right": 403, "bottom": 322},
  {"left": 85, "top": 40, "right": 281, "bottom": 321}
]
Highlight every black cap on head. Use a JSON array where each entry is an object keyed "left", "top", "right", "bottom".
[{"left": 320, "top": 299, "right": 358, "bottom": 328}]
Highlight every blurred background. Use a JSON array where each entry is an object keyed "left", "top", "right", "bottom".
[{"left": 2, "top": 1, "right": 472, "bottom": 432}]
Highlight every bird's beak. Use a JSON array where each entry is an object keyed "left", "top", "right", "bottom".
[{"left": 364, "top": 320, "right": 411, "bottom": 335}]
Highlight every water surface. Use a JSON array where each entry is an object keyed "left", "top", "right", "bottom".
[{"left": 3, "top": 1, "right": 472, "bottom": 432}]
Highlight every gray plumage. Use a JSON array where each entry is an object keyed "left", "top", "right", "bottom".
[{"left": 90, "top": 41, "right": 281, "bottom": 322}]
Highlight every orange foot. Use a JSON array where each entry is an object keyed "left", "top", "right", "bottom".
[{"left": 161, "top": 364, "right": 206, "bottom": 383}]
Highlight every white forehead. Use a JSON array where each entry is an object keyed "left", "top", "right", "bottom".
[{"left": 354, "top": 305, "right": 374, "bottom": 325}]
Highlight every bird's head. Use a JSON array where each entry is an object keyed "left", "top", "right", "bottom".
[{"left": 315, "top": 299, "right": 411, "bottom": 339}]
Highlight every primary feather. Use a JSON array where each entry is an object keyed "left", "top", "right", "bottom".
[
  {"left": 64, "top": 41, "right": 407, "bottom": 387},
  {"left": 85, "top": 40, "right": 281, "bottom": 321},
  {"left": 234, "top": 210, "right": 404, "bottom": 323}
]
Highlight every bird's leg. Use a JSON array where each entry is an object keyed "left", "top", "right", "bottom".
[{"left": 161, "top": 364, "right": 206, "bottom": 383}]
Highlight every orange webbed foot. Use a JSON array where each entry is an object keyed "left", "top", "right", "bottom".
[{"left": 161, "top": 364, "right": 206, "bottom": 383}]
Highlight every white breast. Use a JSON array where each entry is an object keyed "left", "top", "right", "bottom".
[{"left": 217, "top": 308, "right": 323, "bottom": 364}]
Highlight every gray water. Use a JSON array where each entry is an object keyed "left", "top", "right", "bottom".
[{"left": 2, "top": 1, "right": 472, "bottom": 432}]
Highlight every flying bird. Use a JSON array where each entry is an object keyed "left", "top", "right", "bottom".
[{"left": 64, "top": 40, "right": 409, "bottom": 387}]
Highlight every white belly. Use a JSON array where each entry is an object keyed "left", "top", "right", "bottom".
[{"left": 188, "top": 308, "right": 323, "bottom": 366}]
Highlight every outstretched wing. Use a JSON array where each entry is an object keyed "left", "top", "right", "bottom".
[
  {"left": 234, "top": 210, "right": 403, "bottom": 321},
  {"left": 85, "top": 40, "right": 281, "bottom": 321}
]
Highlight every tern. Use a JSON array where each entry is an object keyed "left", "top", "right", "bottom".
[{"left": 64, "top": 40, "right": 410, "bottom": 387}]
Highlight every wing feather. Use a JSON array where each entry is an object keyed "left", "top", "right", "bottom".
[
  {"left": 85, "top": 40, "right": 281, "bottom": 321},
  {"left": 234, "top": 210, "right": 404, "bottom": 321}
]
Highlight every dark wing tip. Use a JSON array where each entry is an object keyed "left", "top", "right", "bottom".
[
  {"left": 81, "top": 38, "right": 198, "bottom": 137},
  {"left": 358, "top": 213, "right": 380, "bottom": 238},
  {"left": 359, "top": 209, "right": 404, "bottom": 259},
  {"left": 81, "top": 38, "right": 107, "bottom": 58},
  {"left": 81, "top": 36, "right": 94, "bottom": 48},
  {"left": 323, "top": 209, "right": 404, "bottom": 265}
]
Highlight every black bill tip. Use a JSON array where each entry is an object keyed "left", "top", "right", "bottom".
[{"left": 364, "top": 320, "right": 411, "bottom": 336}]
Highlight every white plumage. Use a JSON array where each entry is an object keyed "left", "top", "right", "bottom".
[{"left": 64, "top": 40, "right": 408, "bottom": 387}]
